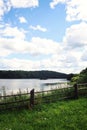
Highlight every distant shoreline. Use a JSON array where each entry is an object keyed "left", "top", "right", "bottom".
[{"left": 0, "top": 70, "right": 73, "bottom": 80}]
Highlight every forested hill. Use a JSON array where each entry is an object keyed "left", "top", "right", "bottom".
[{"left": 0, "top": 70, "right": 72, "bottom": 79}]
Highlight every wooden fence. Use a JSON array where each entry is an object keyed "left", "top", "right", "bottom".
[{"left": 0, "top": 83, "right": 87, "bottom": 111}]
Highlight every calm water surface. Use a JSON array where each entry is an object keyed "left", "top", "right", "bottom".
[{"left": 0, "top": 79, "right": 68, "bottom": 95}]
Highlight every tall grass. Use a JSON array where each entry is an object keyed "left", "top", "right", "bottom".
[{"left": 0, "top": 97, "right": 87, "bottom": 130}]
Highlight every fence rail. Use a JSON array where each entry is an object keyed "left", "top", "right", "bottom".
[{"left": 0, "top": 83, "right": 87, "bottom": 111}]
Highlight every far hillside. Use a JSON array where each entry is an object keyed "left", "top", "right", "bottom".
[{"left": 0, "top": 70, "right": 73, "bottom": 79}]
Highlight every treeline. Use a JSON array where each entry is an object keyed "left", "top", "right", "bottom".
[
  {"left": 0, "top": 70, "right": 73, "bottom": 80},
  {"left": 71, "top": 67, "right": 87, "bottom": 84}
]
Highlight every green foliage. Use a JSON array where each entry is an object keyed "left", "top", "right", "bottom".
[
  {"left": 81, "top": 68, "right": 87, "bottom": 74},
  {"left": 0, "top": 98, "right": 87, "bottom": 130},
  {"left": 71, "top": 74, "right": 80, "bottom": 84},
  {"left": 77, "top": 68, "right": 87, "bottom": 83},
  {"left": 77, "top": 74, "right": 87, "bottom": 83},
  {"left": 71, "top": 67, "right": 87, "bottom": 84}
]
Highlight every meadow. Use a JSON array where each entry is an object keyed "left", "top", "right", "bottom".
[{"left": 0, "top": 97, "right": 87, "bottom": 130}]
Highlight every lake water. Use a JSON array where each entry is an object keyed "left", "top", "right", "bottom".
[{"left": 0, "top": 79, "right": 68, "bottom": 95}]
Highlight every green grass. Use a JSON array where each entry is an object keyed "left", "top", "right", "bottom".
[{"left": 0, "top": 97, "right": 87, "bottom": 130}]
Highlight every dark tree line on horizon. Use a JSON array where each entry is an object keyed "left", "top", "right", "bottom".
[{"left": 0, "top": 70, "right": 73, "bottom": 80}]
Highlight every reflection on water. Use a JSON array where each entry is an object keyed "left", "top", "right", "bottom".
[{"left": 0, "top": 79, "right": 68, "bottom": 95}]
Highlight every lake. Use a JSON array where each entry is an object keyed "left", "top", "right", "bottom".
[{"left": 0, "top": 79, "right": 68, "bottom": 95}]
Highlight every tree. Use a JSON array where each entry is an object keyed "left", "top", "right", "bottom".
[
  {"left": 71, "top": 68, "right": 87, "bottom": 84},
  {"left": 77, "top": 68, "right": 87, "bottom": 83},
  {"left": 71, "top": 74, "right": 79, "bottom": 84}
]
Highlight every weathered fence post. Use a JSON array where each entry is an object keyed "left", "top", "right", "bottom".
[
  {"left": 30, "top": 89, "right": 34, "bottom": 108},
  {"left": 74, "top": 84, "right": 78, "bottom": 99}
]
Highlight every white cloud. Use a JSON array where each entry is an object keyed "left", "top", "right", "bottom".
[
  {"left": 50, "top": 0, "right": 87, "bottom": 22},
  {"left": 66, "top": 0, "right": 87, "bottom": 21},
  {"left": 0, "top": 23, "right": 87, "bottom": 73},
  {"left": 28, "top": 37, "right": 61, "bottom": 55},
  {"left": 0, "top": 26, "right": 26, "bottom": 39},
  {"left": 50, "top": 0, "right": 66, "bottom": 9},
  {"left": 10, "top": 0, "right": 39, "bottom": 8},
  {"left": 0, "top": 58, "right": 44, "bottom": 71},
  {"left": 0, "top": 25, "right": 27, "bottom": 56},
  {"left": 0, "top": 37, "right": 61, "bottom": 57},
  {"left": 30, "top": 25, "right": 47, "bottom": 32},
  {"left": 0, "top": 25, "right": 61, "bottom": 57},
  {"left": 59, "top": 21, "right": 87, "bottom": 73},
  {"left": 61, "top": 22, "right": 87, "bottom": 72},
  {"left": 0, "top": 0, "right": 11, "bottom": 19},
  {"left": 63, "top": 22, "right": 87, "bottom": 49},
  {"left": 0, "top": 1, "right": 87, "bottom": 73},
  {"left": 0, "top": 51, "right": 86, "bottom": 73},
  {"left": 19, "top": 17, "right": 27, "bottom": 23},
  {"left": 0, "top": 48, "right": 12, "bottom": 57},
  {"left": 81, "top": 50, "right": 87, "bottom": 61},
  {"left": 0, "top": 24, "right": 86, "bottom": 73},
  {"left": 0, "top": 0, "right": 4, "bottom": 17},
  {"left": 0, "top": 0, "right": 39, "bottom": 19},
  {"left": 0, "top": 38, "right": 28, "bottom": 54}
]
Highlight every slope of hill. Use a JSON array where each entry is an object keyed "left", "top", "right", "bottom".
[{"left": 0, "top": 70, "right": 70, "bottom": 79}]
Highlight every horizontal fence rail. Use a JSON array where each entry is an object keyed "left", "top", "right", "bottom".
[{"left": 0, "top": 83, "right": 87, "bottom": 111}]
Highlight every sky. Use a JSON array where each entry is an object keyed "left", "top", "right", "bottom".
[{"left": 0, "top": 0, "right": 87, "bottom": 74}]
